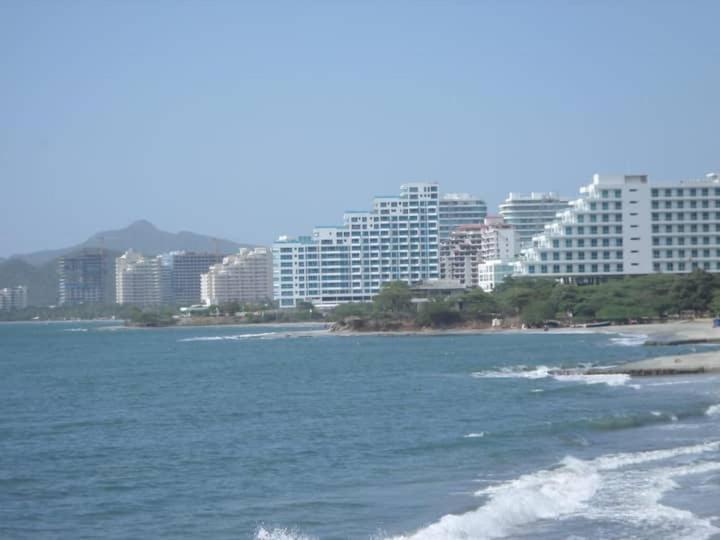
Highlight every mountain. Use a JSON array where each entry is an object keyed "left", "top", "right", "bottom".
[
  {"left": 0, "top": 258, "right": 58, "bottom": 306},
  {"left": 0, "top": 221, "right": 255, "bottom": 306},
  {"left": 10, "top": 220, "right": 251, "bottom": 267}
]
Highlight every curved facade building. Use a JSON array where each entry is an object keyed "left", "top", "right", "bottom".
[{"left": 499, "top": 192, "right": 570, "bottom": 248}]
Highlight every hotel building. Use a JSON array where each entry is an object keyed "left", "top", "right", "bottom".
[
  {"left": 0, "top": 285, "right": 28, "bottom": 311},
  {"left": 438, "top": 193, "right": 487, "bottom": 240},
  {"left": 115, "top": 250, "right": 172, "bottom": 306},
  {"left": 499, "top": 192, "right": 571, "bottom": 247},
  {"left": 273, "top": 183, "right": 439, "bottom": 308},
  {"left": 517, "top": 173, "right": 720, "bottom": 281},
  {"left": 200, "top": 248, "right": 273, "bottom": 305},
  {"left": 58, "top": 249, "right": 112, "bottom": 305},
  {"left": 168, "top": 252, "right": 226, "bottom": 306}
]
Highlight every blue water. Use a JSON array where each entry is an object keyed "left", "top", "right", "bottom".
[{"left": 2, "top": 322, "right": 720, "bottom": 539}]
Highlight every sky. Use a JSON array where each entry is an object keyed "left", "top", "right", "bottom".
[{"left": 1, "top": 0, "right": 719, "bottom": 256}]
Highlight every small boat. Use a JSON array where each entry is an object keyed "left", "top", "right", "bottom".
[{"left": 584, "top": 321, "right": 611, "bottom": 328}]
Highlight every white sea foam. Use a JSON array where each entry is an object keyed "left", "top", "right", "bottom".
[
  {"left": 390, "top": 457, "right": 601, "bottom": 539},
  {"left": 609, "top": 333, "right": 648, "bottom": 347},
  {"left": 179, "top": 332, "right": 279, "bottom": 342},
  {"left": 390, "top": 441, "right": 720, "bottom": 540},
  {"left": 706, "top": 404, "right": 720, "bottom": 416},
  {"left": 464, "top": 432, "right": 485, "bottom": 438},
  {"left": 64, "top": 328, "right": 88, "bottom": 332},
  {"left": 255, "top": 527, "right": 316, "bottom": 540},
  {"left": 472, "top": 366, "right": 634, "bottom": 387}
]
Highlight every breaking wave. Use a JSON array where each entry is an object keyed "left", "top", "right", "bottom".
[
  {"left": 706, "top": 404, "right": 720, "bottom": 417},
  {"left": 471, "top": 365, "right": 633, "bottom": 387},
  {"left": 390, "top": 441, "right": 720, "bottom": 540},
  {"left": 609, "top": 333, "right": 648, "bottom": 347}
]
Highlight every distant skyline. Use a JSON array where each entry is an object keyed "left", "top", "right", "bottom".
[{"left": 2, "top": 1, "right": 719, "bottom": 257}]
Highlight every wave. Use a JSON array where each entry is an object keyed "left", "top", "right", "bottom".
[
  {"left": 391, "top": 441, "right": 720, "bottom": 540},
  {"left": 179, "top": 332, "right": 277, "bottom": 342},
  {"left": 707, "top": 404, "right": 720, "bottom": 416},
  {"left": 255, "top": 527, "right": 316, "bottom": 540},
  {"left": 471, "top": 365, "right": 633, "bottom": 387},
  {"left": 464, "top": 432, "right": 485, "bottom": 439},
  {"left": 63, "top": 328, "right": 88, "bottom": 332},
  {"left": 609, "top": 333, "right": 648, "bottom": 347},
  {"left": 179, "top": 329, "right": 328, "bottom": 343}
]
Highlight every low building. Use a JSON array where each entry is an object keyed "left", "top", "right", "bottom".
[
  {"left": 115, "top": 250, "right": 172, "bottom": 306},
  {"left": 478, "top": 260, "right": 515, "bottom": 292},
  {"left": 0, "top": 285, "right": 28, "bottom": 311},
  {"left": 201, "top": 248, "right": 273, "bottom": 305}
]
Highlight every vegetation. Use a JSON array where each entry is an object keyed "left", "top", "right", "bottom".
[{"left": 330, "top": 270, "right": 720, "bottom": 330}]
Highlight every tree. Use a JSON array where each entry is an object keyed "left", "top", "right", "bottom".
[
  {"left": 373, "top": 281, "right": 413, "bottom": 316},
  {"left": 416, "top": 300, "right": 462, "bottom": 327}
]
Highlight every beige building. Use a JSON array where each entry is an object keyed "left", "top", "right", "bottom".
[
  {"left": 201, "top": 248, "right": 273, "bottom": 305},
  {"left": 115, "top": 250, "right": 171, "bottom": 306}
]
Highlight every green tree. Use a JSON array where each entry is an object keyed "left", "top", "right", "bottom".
[{"left": 373, "top": 281, "right": 413, "bottom": 316}]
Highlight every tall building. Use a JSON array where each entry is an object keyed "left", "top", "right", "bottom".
[
  {"left": 480, "top": 216, "right": 519, "bottom": 262},
  {"left": 115, "top": 250, "right": 172, "bottom": 306},
  {"left": 438, "top": 193, "right": 487, "bottom": 240},
  {"left": 517, "top": 173, "right": 720, "bottom": 281},
  {"left": 499, "top": 192, "right": 570, "bottom": 248},
  {"left": 273, "top": 183, "right": 439, "bottom": 308},
  {"left": 58, "top": 249, "right": 111, "bottom": 305},
  {"left": 439, "top": 216, "right": 519, "bottom": 287},
  {"left": 0, "top": 286, "right": 28, "bottom": 311},
  {"left": 168, "top": 252, "right": 226, "bottom": 306},
  {"left": 439, "top": 224, "right": 484, "bottom": 286},
  {"left": 200, "top": 248, "right": 273, "bottom": 305}
]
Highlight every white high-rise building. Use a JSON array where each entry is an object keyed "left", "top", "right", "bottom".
[
  {"left": 480, "top": 216, "right": 519, "bottom": 262},
  {"left": 499, "top": 192, "right": 571, "bottom": 248},
  {"left": 273, "top": 183, "right": 439, "bottom": 308},
  {"left": 201, "top": 248, "right": 273, "bottom": 305},
  {"left": 0, "top": 285, "right": 28, "bottom": 311},
  {"left": 438, "top": 193, "right": 487, "bottom": 240},
  {"left": 115, "top": 250, "right": 172, "bottom": 306},
  {"left": 517, "top": 173, "right": 720, "bottom": 280}
]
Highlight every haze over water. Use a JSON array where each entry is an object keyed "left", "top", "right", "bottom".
[{"left": 2, "top": 322, "right": 720, "bottom": 539}]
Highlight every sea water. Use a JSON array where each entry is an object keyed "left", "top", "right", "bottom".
[{"left": 1, "top": 321, "right": 720, "bottom": 539}]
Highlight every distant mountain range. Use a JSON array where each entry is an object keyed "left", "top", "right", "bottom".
[
  {"left": 10, "top": 220, "right": 250, "bottom": 266},
  {"left": 0, "top": 221, "right": 254, "bottom": 306}
]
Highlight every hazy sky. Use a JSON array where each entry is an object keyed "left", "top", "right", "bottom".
[{"left": 2, "top": 1, "right": 719, "bottom": 256}]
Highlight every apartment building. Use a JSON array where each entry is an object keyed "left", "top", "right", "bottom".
[
  {"left": 115, "top": 250, "right": 172, "bottom": 306},
  {"left": 438, "top": 193, "right": 487, "bottom": 240},
  {"left": 200, "top": 248, "right": 273, "bottom": 305},
  {"left": 499, "top": 192, "right": 571, "bottom": 247},
  {"left": 168, "top": 252, "right": 226, "bottom": 306},
  {"left": 58, "top": 249, "right": 112, "bottom": 305},
  {"left": 273, "top": 183, "right": 439, "bottom": 308},
  {"left": 516, "top": 173, "right": 720, "bottom": 280},
  {"left": 0, "top": 285, "right": 28, "bottom": 311}
]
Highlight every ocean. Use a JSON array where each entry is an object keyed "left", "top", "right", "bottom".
[{"left": 2, "top": 321, "right": 720, "bottom": 539}]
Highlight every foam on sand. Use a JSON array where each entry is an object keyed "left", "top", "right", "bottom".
[{"left": 390, "top": 441, "right": 720, "bottom": 540}]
